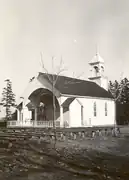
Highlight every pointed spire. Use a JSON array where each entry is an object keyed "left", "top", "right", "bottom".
[
  {"left": 89, "top": 45, "right": 104, "bottom": 64},
  {"left": 96, "top": 44, "right": 98, "bottom": 55}
]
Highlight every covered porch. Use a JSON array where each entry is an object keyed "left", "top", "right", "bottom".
[{"left": 8, "top": 88, "right": 61, "bottom": 128}]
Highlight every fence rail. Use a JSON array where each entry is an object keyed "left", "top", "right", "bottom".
[{"left": 7, "top": 120, "right": 60, "bottom": 128}]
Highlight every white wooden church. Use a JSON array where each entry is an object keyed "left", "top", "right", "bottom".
[{"left": 8, "top": 53, "right": 116, "bottom": 128}]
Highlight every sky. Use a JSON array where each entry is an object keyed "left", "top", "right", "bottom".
[{"left": 0, "top": 0, "right": 129, "bottom": 99}]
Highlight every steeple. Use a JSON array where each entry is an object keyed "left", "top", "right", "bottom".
[
  {"left": 88, "top": 50, "right": 108, "bottom": 91},
  {"left": 90, "top": 45, "right": 104, "bottom": 64},
  {"left": 89, "top": 52, "right": 105, "bottom": 77}
]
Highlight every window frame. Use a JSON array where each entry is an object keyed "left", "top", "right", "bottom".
[
  {"left": 105, "top": 102, "right": 107, "bottom": 116},
  {"left": 81, "top": 105, "right": 84, "bottom": 125},
  {"left": 93, "top": 102, "right": 97, "bottom": 117}
]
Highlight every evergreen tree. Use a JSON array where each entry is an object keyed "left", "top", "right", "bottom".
[
  {"left": 109, "top": 77, "right": 129, "bottom": 125},
  {"left": 119, "top": 78, "right": 129, "bottom": 104},
  {"left": 108, "top": 80, "right": 121, "bottom": 102},
  {"left": 1, "top": 79, "right": 16, "bottom": 120}
]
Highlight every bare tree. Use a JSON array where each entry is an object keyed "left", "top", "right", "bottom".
[
  {"left": 40, "top": 53, "right": 67, "bottom": 147},
  {"left": 40, "top": 52, "right": 84, "bottom": 147}
]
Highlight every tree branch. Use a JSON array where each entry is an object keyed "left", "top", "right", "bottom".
[
  {"left": 39, "top": 54, "right": 69, "bottom": 148},
  {"left": 54, "top": 57, "right": 67, "bottom": 86},
  {"left": 40, "top": 52, "right": 53, "bottom": 83}
]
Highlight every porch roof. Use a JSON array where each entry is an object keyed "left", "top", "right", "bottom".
[
  {"left": 26, "top": 102, "right": 35, "bottom": 109},
  {"left": 61, "top": 97, "right": 75, "bottom": 107}
]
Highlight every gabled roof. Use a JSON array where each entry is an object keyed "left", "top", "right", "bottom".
[
  {"left": 61, "top": 98, "right": 75, "bottom": 107},
  {"left": 39, "top": 73, "right": 113, "bottom": 99},
  {"left": 62, "top": 98, "right": 84, "bottom": 107}
]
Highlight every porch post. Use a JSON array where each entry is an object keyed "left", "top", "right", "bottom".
[
  {"left": 60, "top": 106, "right": 63, "bottom": 127},
  {"left": 17, "top": 109, "right": 20, "bottom": 125},
  {"left": 34, "top": 107, "right": 37, "bottom": 126}
]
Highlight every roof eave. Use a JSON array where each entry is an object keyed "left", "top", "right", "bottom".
[
  {"left": 60, "top": 93, "right": 114, "bottom": 101},
  {"left": 89, "top": 61, "right": 104, "bottom": 65}
]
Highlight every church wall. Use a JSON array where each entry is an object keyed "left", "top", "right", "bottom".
[
  {"left": 100, "top": 77, "right": 108, "bottom": 91},
  {"left": 19, "top": 78, "right": 43, "bottom": 105},
  {"left": 69, "top": 97, "right": 115, "bottom": 127},
  {"left": 69, "top": 99, "right": 82, "bottom": 127},
  {"left": 59, "top": 96, "right": 70, "bottom": 127},
  {"left": 63, "top": 107, "right": 70, "bottom": 127}
]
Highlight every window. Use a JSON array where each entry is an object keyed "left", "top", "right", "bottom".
[
  {"left": 105, "top": 102, "right": 107, "bottom": 116},
  {"left": 94, "top": 102, "right": 97, "bottom": 117},
  {"left": 94, "top": 66, "right": 99, "bottom": 73},
  {"left": 101, "top": 66, "right": 104, "bottom": 71}
]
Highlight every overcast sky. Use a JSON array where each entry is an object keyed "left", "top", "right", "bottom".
[{"left": 0, "top": 0, "right": 129, "bottom": 99}]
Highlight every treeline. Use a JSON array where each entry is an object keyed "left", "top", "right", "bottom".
[{"left": 109, "top": 77, "right": 129, "bottom": 125}]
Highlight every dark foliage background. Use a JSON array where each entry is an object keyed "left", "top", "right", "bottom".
[{"left": 109, "top": 77, "right": 129, "bottom": 125}]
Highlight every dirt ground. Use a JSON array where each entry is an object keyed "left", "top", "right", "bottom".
[{"left": 0, "top": 134, "right": 129, "bottom": 180}]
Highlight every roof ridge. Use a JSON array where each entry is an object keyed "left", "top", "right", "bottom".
[{"left": 39, "top": 72, "right": 93, "bottom": 83}]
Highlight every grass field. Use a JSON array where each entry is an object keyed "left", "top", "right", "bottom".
[{"left": 0, "top": 129, "right": 129, "bottom": 179}]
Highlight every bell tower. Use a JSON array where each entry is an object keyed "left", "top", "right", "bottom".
[{"left": 88, "top": 51, "right": 108, "bottom": 91}]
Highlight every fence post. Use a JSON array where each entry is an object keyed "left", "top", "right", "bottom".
[{"left": 73, "top": 133, "right": 77, "bottom": 140}]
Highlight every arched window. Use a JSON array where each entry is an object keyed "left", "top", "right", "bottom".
[
  {"left": 105, "top": 102, "right": 107, "bottom": 116},
  {"left": 101, "top": 66, "right": 104, "bottom": 72},
  {"left": 94, "top": 66, "right": 99, "bottom": 73},
  {"left": 93, "top": 102, "right": 97, "bottom": 117}
]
